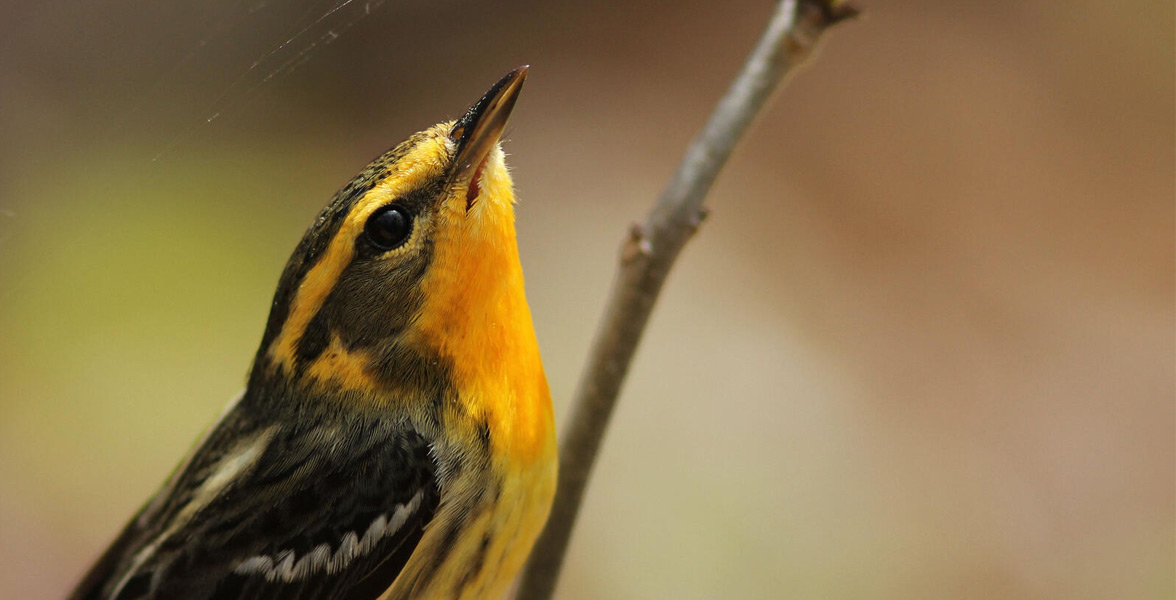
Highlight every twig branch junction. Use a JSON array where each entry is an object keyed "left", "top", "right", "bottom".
[{"left": 516, "top": 2, "right": 858, "bottom": 598}]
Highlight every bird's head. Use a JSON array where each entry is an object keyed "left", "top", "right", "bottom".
[{"left": 253, "top": 67, "right": 547, "bottom": 421}]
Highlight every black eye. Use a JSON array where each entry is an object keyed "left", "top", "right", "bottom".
[{"left": 364, "top": 205, "right": 413, "bottom": 250}]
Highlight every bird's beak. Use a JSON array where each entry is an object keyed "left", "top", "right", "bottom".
[{"left": 449, "top": 66, "right": 528, "bottom": 210}]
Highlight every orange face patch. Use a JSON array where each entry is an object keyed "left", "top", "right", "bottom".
[{"left": 408, "top": 144, "right": 554, "bottom": 463}]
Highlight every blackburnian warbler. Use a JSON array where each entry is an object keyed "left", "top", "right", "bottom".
[{"left": 68, "top": 66, "right": 556, "bottom": 600}]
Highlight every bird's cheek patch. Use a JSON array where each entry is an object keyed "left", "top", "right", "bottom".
[{"left": 305, "top": 334, "right": 376, "bottom": 394}]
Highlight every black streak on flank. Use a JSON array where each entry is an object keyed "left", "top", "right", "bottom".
[
  {"left": 475, "top": 419, "right": 492, "bottom": 456},
  {"left": 457, "top": 531, "right": 494, "bottom": 592},
  {"left": 440, "top": 522, "right": 463, "bottom": 558},
  {"left": 488, "top": 475, "right": 502, "bottom": 506},
  {"left": 408, "top": 508, "right": 464, "bottom": 595}
]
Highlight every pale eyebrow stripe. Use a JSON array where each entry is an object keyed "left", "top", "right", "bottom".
[
  {"left": 266, "top": 134, "right": 449, "bottom": 373},
  {"left": 267, "top": 179, "right": 396, "bottom": 372}
]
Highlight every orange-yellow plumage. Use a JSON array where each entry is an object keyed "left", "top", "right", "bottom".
[
  {"left": 400, "top": 131, "right": 556, "bottom": 599},
  {"left": 263, "top": 98, "right": 556, "bottom": 599},
  {"left": 67, "top": 68, "right": 555, "bottom": 600}
]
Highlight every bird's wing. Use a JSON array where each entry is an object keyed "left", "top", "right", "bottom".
[
  {"left": 69, "top": 392, "right": 249, "bottom": 600},
  {"left": 68, "top": 398, "right": 440, "bottom": 600}
]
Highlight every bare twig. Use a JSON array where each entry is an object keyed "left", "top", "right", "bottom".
[{"left": 515, "top": 1, "right": 857, "bottom": 598}]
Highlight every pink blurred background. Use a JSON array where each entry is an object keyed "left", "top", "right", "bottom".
[{"left": 1, "top": 1, "right": 1171, "bottom": 598}]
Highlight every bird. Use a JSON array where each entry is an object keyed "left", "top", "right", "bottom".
[{"left": 68, "top": 66, "right": 557, "bottom": 600}]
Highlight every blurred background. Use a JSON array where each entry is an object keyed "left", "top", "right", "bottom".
[{"left": 1, "top": 1, "right": 1171, "bottom": 598}]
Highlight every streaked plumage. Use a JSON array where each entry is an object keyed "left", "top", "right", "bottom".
[{"left": 69, "top": 67, "right": 556, "bottom": 600}]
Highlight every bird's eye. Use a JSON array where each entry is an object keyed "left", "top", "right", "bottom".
[{"left": 364, "top": 205, "right": 413, "bottom": 250}]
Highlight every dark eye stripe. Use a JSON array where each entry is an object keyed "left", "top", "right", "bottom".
[
  {"left": 295, "top": 308, "right": 331, "bottom": 366},
  {"left": 255, "top": 132, "right": 438, "bottom": 368}
]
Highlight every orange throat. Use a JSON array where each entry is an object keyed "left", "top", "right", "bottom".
[{"left": 410, "top": 182, "right": 553, "bottom": 464}]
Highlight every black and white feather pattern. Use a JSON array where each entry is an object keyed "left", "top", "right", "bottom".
[{"left": 69, "top": 395, "right": 441, "bottom": 600}]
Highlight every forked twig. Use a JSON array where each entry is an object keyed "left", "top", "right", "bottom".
[{"left": 515, "top": 1, "right": 858, "bottom": 598}]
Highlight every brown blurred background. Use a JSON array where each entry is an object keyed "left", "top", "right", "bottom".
[{"left": 1, "top": 1, "right": 1171, "bottom": 598}]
